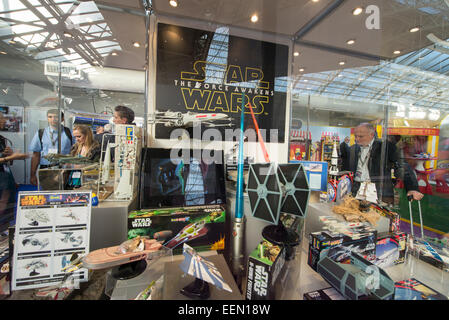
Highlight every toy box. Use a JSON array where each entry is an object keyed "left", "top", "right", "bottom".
[
  {"left": 394, "top": 278, "right": 448, "bottom": 300},
  {"left": 127, "top": 204, "right": 226, "bottom": 254},
  {"left": 308, "top": 227, "right": 377, "bottom": 271},
  {"left": 409, "top": 238, "right": 449, "bottom": 272},
  {"left": 373, "top": 231, "right": 407, "bottom": 268},
  {"left": 245, "top": 238, "right": 286, "bottom": 300},
  {"left": 303, "top": 287, "right": 345, "bottom": 300},
  {"left": 370, "top": 203, "right": 400, "bottom": 233}
]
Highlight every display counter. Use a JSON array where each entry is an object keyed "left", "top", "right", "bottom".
[
  {"left": 107, "top": 250, "right": 243, "bottom": 300},
  {"left": 298, "top": 235, "right": 449, "bottom": 299},
  {"left": 90, "top": 198, "right": 137, "bottom": 251}
]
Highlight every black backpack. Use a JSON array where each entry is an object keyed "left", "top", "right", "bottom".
[{"left": 38, "top": 127, "right": 73, "bottom": 149}]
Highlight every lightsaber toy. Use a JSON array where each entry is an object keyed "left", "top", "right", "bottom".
[
  {"left": 248, "top": 101, "right": 270, "bottom": 163},
  {"left": 231, "top": 93, "right": 246, "bottom": 283},
  {"left": 235, "top": 93, "right": 245, "bottom": 220}
]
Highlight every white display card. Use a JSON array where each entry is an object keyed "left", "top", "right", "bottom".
[{"left": 12, "top": 191, "right": 91, "bottom": 291}]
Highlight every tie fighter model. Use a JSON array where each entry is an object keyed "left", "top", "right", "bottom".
[
  {"left": 150, "top": 111, "right": 233, "bottom": 128},
  {"left": 317, "top": 249, "right": 395, "bottom": 300},
  {"left": 246, "top": 162, "right": 310, "bottom": 259}
]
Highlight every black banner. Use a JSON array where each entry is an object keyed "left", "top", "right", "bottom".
[{"left": 155, "top": 23, "right": 288, "bottom": 143}]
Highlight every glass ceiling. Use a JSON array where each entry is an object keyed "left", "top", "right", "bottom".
[
  {"left": 1, "top": 0, "right": 448, "bottom": 119},
  {"left": 0, "top": 0, "right": 121, "bottom": 74},
  {"left": 292, "top": 39, "right": 449, "bottom": 119},
  {"left": 291, "top": 0, "right": 449, "bottom": 119}
]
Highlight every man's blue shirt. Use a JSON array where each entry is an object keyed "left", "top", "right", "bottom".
[{"left": 29, "top": 126, "right": 73, "bottom": 165}]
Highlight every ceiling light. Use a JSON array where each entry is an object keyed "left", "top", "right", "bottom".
[
  {"left": 111, "top": 52, "right": 118, "bottom": 56},
  {"left": 63, "top": 31, "right": 72, "bottom": 38},
  {"left": 393, "top": 50, "right": 401, "bottom": 55},
  {"left": 346, "top": 39, "right": 355, "bottom": 45},
  {"left": 133, "top": 41, "right": 141, "bottom": 48},
  {"left": 409, "top": 26, "right": 420, "bottom": 33},
  {"left": 352, "top": 7, "right": 363, "bottom": 15},
  {"left": 0, "top": 51, "right": 7, "bottom": 55},
  {"left": 303, "top": 79, "right": 308, "bottom": 82},
  {"left": 8, "top": 40, "right": 16, "bottom": 44},
  {"left": 169, "top": 0, "right": 178, "bottom": 7},
  {"left": 339, "top": 61, "right": 345, "bottom": 66},
  {"left": 45, "top": 42, "right": 57, "bottom": 49},
  {"left": 299, "top": 68, "right": 305, "bottom": 72},
  {"left": 251, "top": 14, "right": 258, "bottom": 23},
  {"left": 312, "top": 0, "right": 319, "bottom": 2},
  {"left": 294, "top": 51, "right": 300, "bottom": 57}
]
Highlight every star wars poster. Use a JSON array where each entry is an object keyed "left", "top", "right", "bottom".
[{"left": 155, "top": 23, "right": 288, "bottom": 143}]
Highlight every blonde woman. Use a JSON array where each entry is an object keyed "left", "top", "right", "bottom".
[{"left": 70, "top": 125, "right": 100, "bottom": 162}]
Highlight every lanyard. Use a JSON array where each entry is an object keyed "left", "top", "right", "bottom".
[
  {"left": 358, "top": 143, "right": 373, "bottom": 168},
  {"left": 49, "top": 129, "right": 58, "bottom": 147}
]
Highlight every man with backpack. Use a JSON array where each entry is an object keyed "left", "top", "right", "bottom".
[{"left": 29, "top": 109, "right": 74, "bottom": 185}]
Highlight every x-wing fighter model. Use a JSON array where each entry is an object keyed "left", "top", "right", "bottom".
[
  {"left": 319, "top": 216, "right": 374, "bottom": 239},
  {"left": 62, "top": 211, "right": 79, "bottom": 222},
  {"left": 329, "top": 244, "right": 365, "bottom": 263},
  {"left": 61, "top": 236, "right": 163, "bottom": 272},
  {"left": 373, "top": 247, "right": 400, "bottom": 269},
  {"left": 150, "top": 111, "right": 233, "bottom": 128}
]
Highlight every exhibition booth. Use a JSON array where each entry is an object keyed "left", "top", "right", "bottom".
[{"left": 0, "top": 0, "right": 449, "bottom": 301}]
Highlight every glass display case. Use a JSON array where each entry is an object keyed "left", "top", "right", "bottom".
[{"left": 38, "top": 162, "right": 100, "bottom": 194}]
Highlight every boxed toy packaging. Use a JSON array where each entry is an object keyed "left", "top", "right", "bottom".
[
  {"left": 303, "top": 287, "right": 345, "bottom": 300},
  {"left": 308, "top": 224, "right": 377, "bottom": 271},
  {"left": 394, "top": 278, "right": 448, "bottom": 300},
  {"left": 246, "top": 238, "right": 285, "bottom": 300},
  {"left": 370, "top": 203, "right": 400, "bottom": 233},
  {"left": 127, "top": 204, "right": 226, "bottom": 254},
  {"left": 373, "top": 231, "right": 407, "bottom": 268}
]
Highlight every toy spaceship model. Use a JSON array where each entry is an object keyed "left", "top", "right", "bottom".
[
  {"left": 164, "top": 220, "right": 208, "bottom": 249},
  {"left": 150, "top": 110, "right": 233, "bottom": 128},
  {"left": 22, "top": 234, "right": 49, "bottom": 250},
  {"left": 62, "top": 211, "right": 80, "bottom": 222},
  {"left": 59, "top": 232, "right": 83, "bottom": 247},
  {"left": 24, "top": 210, "right": 50, "bottom": 226},
  {"left": 61, "top": 236, "right": 163, "bottom": 272},
  {"left": 179, "top": 243, "right": 232, "bottom": 299},
  {"left": 43, "top": 153, "right": 95, "bottom": 164},
  {"left": 24, "top": 259, "right": 48, "bottom": 277}
]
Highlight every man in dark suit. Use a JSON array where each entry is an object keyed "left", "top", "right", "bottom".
[
  {"left": 349, "top": 123, "right": 423, "bottom": 204},
  {"left": 339, "top": 136, "right": 350, "bottom": 171}
]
